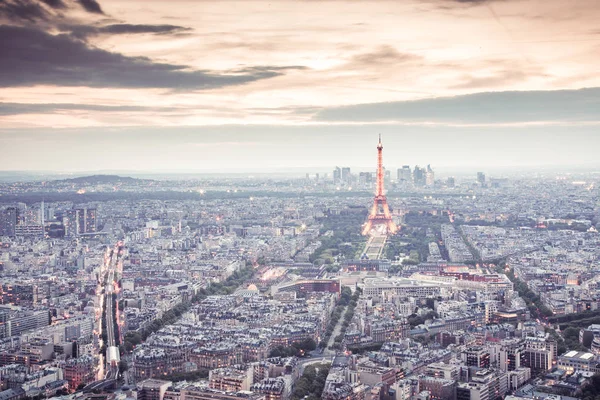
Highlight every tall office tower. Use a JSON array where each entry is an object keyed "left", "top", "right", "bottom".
[
  {"left": 413, "top": 166, "right": 426, "bottom": 187},
  {"left": 341, "top": 167, "right": 351, "bottom": 184},
  {"left": 362, "top": 135, "right": 398, "bottom": 235},
  {"left": 77, "top": 209, "right": 86, "bottom": 234},
  {"left": 64, "top": 209, "right": 78, "bottom": 237},
  {"left": 16, "top": 203, "right": 26, "bottom": 222},
  {"left": 40, "top": 201, "right": 45, "bottom": 226},
  {"left": 333, "top": 167, "right": 341, "bottom": 184},
  {"left": 0, "top": 207, "right": 18, "bottom": 237},
  {"left": 426, "top": 164, "right": 435, "bottom": 186},
  {"left": 67, "top": 208, "right": 97, "bottom": 236},
  {"left": 447, "top": 177, "right": 456, "bottom": 188},
  {"left": 64, "top": 208, "right": 96, "bottom": 236},
  {"left": 19, "top": 204, "right": 39, "bottom": 225},
  {"left": 398, "top": 165, "right": 412, "bottom": 182},
  {"left": 84, "top": 208, "right": 97, "bottom": 233},
  {"left": 315, "top": 173, "right": 319, "bottom": 182},
  {"left": 45, "top": 206, "right": 55, "bottom": 222},
  {"left": 477, "top": 172, "right": 486, "bottom": 185}
]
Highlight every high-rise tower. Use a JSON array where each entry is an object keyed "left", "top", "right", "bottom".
[{"left": 362, "top": 135, "right": 398, "bottom": 235}]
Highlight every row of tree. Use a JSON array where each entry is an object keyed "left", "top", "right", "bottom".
[
  {"left": 191, "top": 266, "right": 256, "bottom": 300},
  {"left": 407, "top": 310, "right": 438, "bottom": 328},
  {"left": 268, "top": 338, "right": 317, "bottom": 358},
  {"left": 579, "top": 373, "right": 600, "bottom": 400},
  {"left": 290, "top": 363, "right": 331, "bottom": 400},
  {"left": 162, "top": 369, "right": 209, "bottom": 382},
  {"left": 561, "top": 326, "right": 587, "bottom": 352},
  {"left": 346, "top": 342, "right": 384, "bottom": 354},
  {"left": 549, "top": 308, "right": 600, "bottom": 324},
  {"left": 318, "top": 286, "right": 353, "bottom": 348},
  {"left": 112, "top": 293, "right": 120, "bottom": 346},
  {"left": 545, "top": 327, "right": 569, "bottom": 356},
  {"left": 331, "top": 288, "right": 362, "bottom": 350},
  {"left": 503, "top": 266, "right": 553, "bottom": 319},
  {"left": 558, "top": 314, "right": 600, "bottom": 331}
]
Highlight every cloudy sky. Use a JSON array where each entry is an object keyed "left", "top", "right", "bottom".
[{"left": 1, "top": 0, "right": 599, "bottom": 172}]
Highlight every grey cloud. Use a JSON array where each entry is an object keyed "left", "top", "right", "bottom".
[
  {"left": 0, "top": 102, "right": 181, "bottom": 116},
  {"left": 0, "top": 0, "right": 53, "bottom": 21},
  {"left": 349, "top": 45, "right": 421, "bottom": 67},
  {"left": 0, "top": 0, "right": 102, "bottom": 22},
  {"left": 336, "top": 45, "right": 423, "bottom": 75},
  {"left": 231, "top": 65, "right": 309, "bottom": 74},
  {"left": 314, "top": 88, "right": 600, "bottom": 124},
  {"left": 0, "top": 26, "right": 296, "bottom": 89},
  {"left": 67, "top": 23, "right": 192, "bottom": 39},
  {"left": 100, "top": 23, "right": 188, "bottom": 34},
  {"left": 76, "top": 0, "right": 102, "bottom": 14},
  {"left": 1, "top": 0, "right": 193, "bottom": 40},
  {"left": 40, "top": 0, "right": 67, "bottom": 9}
]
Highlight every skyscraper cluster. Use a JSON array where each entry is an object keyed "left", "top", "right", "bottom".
[
  {"left": 330, "top": 164, "right": 439, "bottom": 189},
  {"left": 0, "top": 205, "right": 97, "bottom": 238},
  {"left": 0, "top": 203, "right": 45, "bottom": 237},
  {"left": 398, "top": 164, "right": 435, "bottom": 187},
  {"left": 333, "top": 166, "right": 352, "bottom": 185},
  {"left": 64, "top": 208, "right": 97, "bottom": 237}
]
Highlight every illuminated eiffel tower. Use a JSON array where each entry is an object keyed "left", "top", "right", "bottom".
[{"left": 362, "top": 135, "right": 398, "bottom": 236}]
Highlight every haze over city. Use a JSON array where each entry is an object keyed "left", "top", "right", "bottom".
[
  {"left": 4, "top": 1, "right": 600, "bottom": 400},
  {"left": 1, "top": 0, "right": 600, "bottom": 171}
]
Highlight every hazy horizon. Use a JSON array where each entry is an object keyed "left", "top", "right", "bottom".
[{"left": 2, "top": 160, "right": 600, "bottom": 179}]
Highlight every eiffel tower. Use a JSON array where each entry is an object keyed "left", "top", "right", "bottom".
[{"left": 362, "top": 135, "right": 398, "bottom": 236}]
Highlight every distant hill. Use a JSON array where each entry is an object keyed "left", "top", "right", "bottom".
[{"left": 56, "top": 175, "right": 148, "bottom": 184}]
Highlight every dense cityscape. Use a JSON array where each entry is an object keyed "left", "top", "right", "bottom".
[
  {"left": 1, "top": 137, "right": 600, "bottom": 400},
  {"left": 2, "top": 0, "right": 600, "bottom": 399}
]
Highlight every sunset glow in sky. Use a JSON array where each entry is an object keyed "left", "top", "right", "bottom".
[{"left": 1, "top": 0, "right": 599, "bottom": 171}]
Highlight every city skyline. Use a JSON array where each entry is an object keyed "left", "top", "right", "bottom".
[
  {"left": 1, "top": 0, "right": 600, "bottom": 171},
  {"left": 3, "top": 1, "right": 600, "bottom": 395}
]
